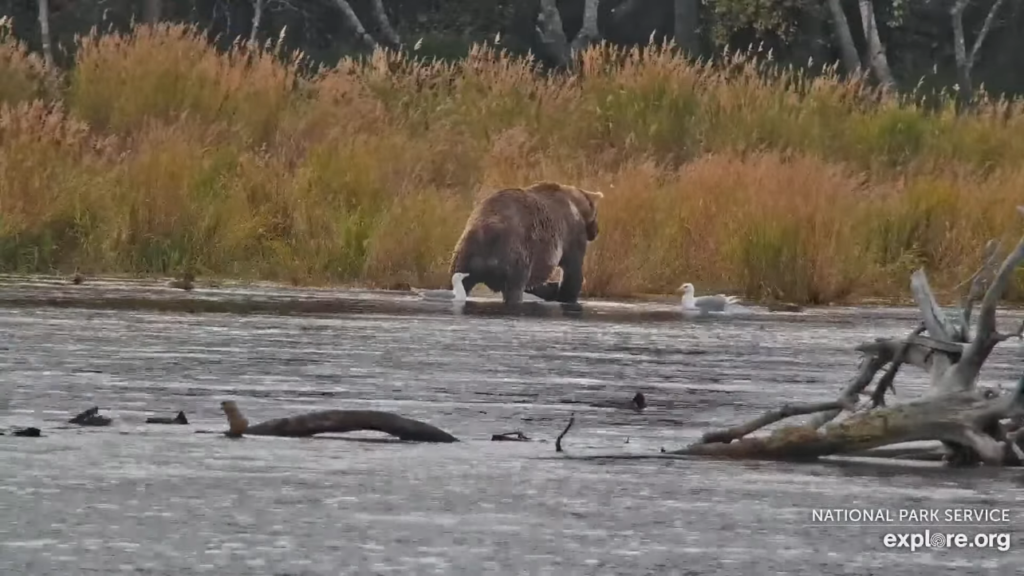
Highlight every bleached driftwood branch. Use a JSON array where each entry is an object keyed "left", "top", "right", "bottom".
[{"left": 558, "top": 205, "right": 1024, "bottom": 467}]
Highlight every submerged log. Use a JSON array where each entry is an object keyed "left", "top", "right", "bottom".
[
  {"left": 146, "top": 410, "right": 189, "bottom": 425},
  {"left": 69, "top": 406, "right": 112, "bottom": 427},
  {"left": 219, "top": 401, "right": 459, "bottom": 443}
]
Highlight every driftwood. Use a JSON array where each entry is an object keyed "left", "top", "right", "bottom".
[
  {"left": 491, "top": 431, "right": 531, "bottom": 442},
  {"left": 69, "top": 407, "right": 112, "bottom": 427},
  {"left": 559, "top": 206, "right": 1024, "bottom": 467},
  {"left": 146, "top": 410, "right": 189, "bottom": 425},
  {"left": 219, "top": 401, "right": 459, "bottom": 443}
]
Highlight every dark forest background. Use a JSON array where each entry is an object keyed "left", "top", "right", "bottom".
[{"left": 3, "top": 0, "right": 1023, "bottom": 100}]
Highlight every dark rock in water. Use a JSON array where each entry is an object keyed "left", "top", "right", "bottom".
[
  {"left": 491, "top": 431, "right": 531, "bottom": 442},
  {"left": 13, "top": 427, "right": 41, "bottom": 437},
  {"left": 68, "top": 406, "right": 112, "bottom": 427},
  {"left": 585, "top": 392, "right": 648, "bottom": 412},
  {"left": 631, "top": 392, "right": 647, "bottom": 411},
  {"left": 146, "top": 410, "right": 189, "bottom": 425}
]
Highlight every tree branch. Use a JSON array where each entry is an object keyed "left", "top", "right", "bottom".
[
  {"left": 870, "top": 323, "right": 926, "bottom": 407},
  {"left": 700, "top": 401, "right": 849, "bottom": 445},
  {"left": 804, "top": 353, "right": 888, "bottom": 429},
  {"left": 969, "top": 0, "right": 1007, "bottom": 67},
  {"left": 943, "top": 206, "right": 1024, "bottom": 392},
  {"left": 910, "top": 268, "right": 957, "bottom": 343},
  {"left": 957, "top": 238, "right": 1002, "bottom": 339}
]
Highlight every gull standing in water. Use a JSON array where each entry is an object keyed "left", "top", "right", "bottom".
[
  {"left": 413, "top": 272, "right": 471, "bottom": 301},
  {"left": 677, "top": 282, "right": 740, "bottom": 313}
]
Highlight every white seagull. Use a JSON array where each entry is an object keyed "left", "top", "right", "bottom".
[
  {"left": 413, "top": 272, "right": 471, "bottom": 301},
  {"left": 677, "top": 282, "right": 740, "bottom": 313}
]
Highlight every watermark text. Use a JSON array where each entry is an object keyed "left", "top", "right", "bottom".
[{"left": 882, "top": 530, "right": 1012, "bottom": 552}]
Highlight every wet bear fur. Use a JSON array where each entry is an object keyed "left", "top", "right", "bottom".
[{"left": 448, "top": 181, "right": 604, "bottom": 305}]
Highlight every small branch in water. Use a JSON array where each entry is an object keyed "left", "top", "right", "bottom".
[
  {"left": 491, "top": 431, "right": 531, "bottom": 442},
  {"left": 871, "top": 323, "right": 926, "bottom": 407},
  {"left": 956, "top": 239, "right": 1001, "bottom": 339},
  {"left": 805, "top": 354, "right": 888, "bottom": 429},
  {"left": 555, "top": 413, "right": 575, "bottom": 453},
  {"left": 146, "top": 410, "right": 189, "bottom": 425}
]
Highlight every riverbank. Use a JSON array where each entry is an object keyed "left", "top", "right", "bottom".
[
  {"left": 3, "top": 273, "right": 1011, "bottom": 318},
  {"left": 2, "top": 23, "right": 1023, "bottom": 305}
]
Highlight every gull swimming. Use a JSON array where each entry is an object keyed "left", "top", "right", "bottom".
[
  {"left": 413, "top": 272, "right": 470, "bottom": 301},
  {"left": 677, "top": 282, "right": 740, "bottom": 312}
]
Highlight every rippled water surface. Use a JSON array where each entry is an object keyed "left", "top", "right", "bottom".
[{"left": 1, "top": 277, "right": 1023, "bottom": 575}]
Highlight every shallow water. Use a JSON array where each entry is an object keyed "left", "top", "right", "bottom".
[{"left": 1, "top": 277, "right": 1023, "bottom": 575}]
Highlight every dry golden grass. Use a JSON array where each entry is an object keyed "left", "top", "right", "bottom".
[{"left": 1, "top": 23, "right": 1022, "bottom": 304}]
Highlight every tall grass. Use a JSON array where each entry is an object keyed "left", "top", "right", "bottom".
[{"left": 1, "top": 23, "right": 1022, "bottom": 303}]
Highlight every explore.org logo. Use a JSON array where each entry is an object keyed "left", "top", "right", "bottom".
[{"left": 883, "top": 530, "right": 1012, "bottom": 552}]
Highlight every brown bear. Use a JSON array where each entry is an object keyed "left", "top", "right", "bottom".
[{"left": 448, "top": 181, "right": 604, "bottom": 305}]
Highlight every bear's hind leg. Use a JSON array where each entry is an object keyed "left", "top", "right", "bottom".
[{"left": 555, "top": 259, "right": 584, "bottom": 304}]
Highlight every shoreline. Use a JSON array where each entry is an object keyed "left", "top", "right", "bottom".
[{"left": 2, "top": 272, "right": 1019, "bottom": 314}]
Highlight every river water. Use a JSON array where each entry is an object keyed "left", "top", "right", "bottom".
[{"left": 0, "top": 277, "right": 1022, "bottom": 575}]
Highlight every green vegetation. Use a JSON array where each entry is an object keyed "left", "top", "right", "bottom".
[{"left": 1, "top": 23, "right": 1022, "bottom": 304}]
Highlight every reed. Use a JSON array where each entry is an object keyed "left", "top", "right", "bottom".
[{"left": 1, "top": 23, "right": 1021, "bottom": 304}]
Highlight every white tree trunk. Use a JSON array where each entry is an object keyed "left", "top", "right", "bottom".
[
  {"left": 36, "top": 0, "right": 54, "bottom": 70},
  {"left": 536, "top": 0, "right": 602, "bottom": 69},
  {"left": 857, "top": 0, "right": 896, "bottom": 88},
  {"left": 250, "top": 0, "right": 264, "bottom": 45},
  {"left": 824, "top": 0, "right": 861, "bottom": 74},
  {"left": 367, "top": 0, "right": 401, "bottom": 48}
]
